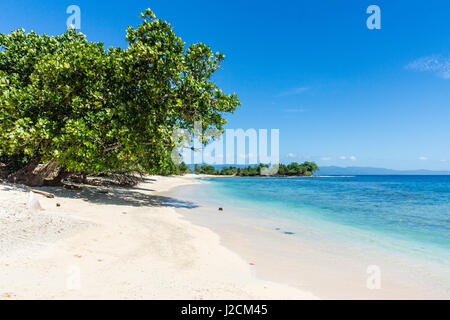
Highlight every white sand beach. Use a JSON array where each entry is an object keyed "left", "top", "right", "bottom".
[{"left": 0, "top": 175, "right": 317, "bottom": 300}]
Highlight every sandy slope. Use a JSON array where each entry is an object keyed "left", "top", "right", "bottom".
[{"left": 0, "top": 175, "right": 317, "bottom": 300}]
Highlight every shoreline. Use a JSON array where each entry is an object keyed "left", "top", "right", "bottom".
[
  {"left": 165, "top": 176, "right": 449, "bottom": 300},
  {"left": 0, "top": 175, "right": 316, "bottom": 300}
]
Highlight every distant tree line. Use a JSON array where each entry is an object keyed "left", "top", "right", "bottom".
[{"left": 192, "top": 161, "right": 320, "bottom": 176}]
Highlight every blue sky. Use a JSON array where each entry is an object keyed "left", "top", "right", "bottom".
[{"left": 1, "top": 0, "right": 449, "bottom": 170}]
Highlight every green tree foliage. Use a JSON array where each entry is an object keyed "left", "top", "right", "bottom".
[
  {"left": 177, "top": 162, "right": 192, "bottom": 175},
  {"left": 0, "top": 9, "right": 240, "bottom": 185},
  {"left": 276, "top": 161, "right": 319, "bottom": 176},
  {"left": 194, "top": 164, "right": 217, "bottom": 175}
]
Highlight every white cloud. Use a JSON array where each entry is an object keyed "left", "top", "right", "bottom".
[
  {"left": 321, "top": 157, "right": 332, "bottom": 161},
  {"left": 440, "top": 159, "right": 448, "bottom": 163},
  {"left": 349, "top": 156, "right": 357, "bottom": 161},
  {"left": 277, "top": 87, "right": 309, "bottom": 97},
  {"left": 406, "top": 55, "right": 450, "bottom": 79},
  {"left": 339, "top": 156, "right": 347, "bottom": 160},
  {"left": 286, "top": 153, "right": 297, "bottom": 158},
  {"left": 419, "top": 156, "right": 428, "bottom": 161}
]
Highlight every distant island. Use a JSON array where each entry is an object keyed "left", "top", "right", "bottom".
[{"left": 191, "top": 162, "right": 320, "bottom": 177}]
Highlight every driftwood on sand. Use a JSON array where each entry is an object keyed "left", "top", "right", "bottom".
[{"left": 29, "top": 188, "right": 55, "bottom": 199}]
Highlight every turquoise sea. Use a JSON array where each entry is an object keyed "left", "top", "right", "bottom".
[
  {"left": 172, "top": 175, "right": 450, "bottom": 297},
  {"left": 182, "top": 175, "right": 450, "bottom": 270},
  {"left": 206, "top": 176, "right": 448, "bottom": 244}
]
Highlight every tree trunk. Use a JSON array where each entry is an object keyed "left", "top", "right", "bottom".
[
  {"left": 7, "top": 154, "right": 43, "bottom": 186},
  {"left": 43, "top": 166, "right": 71, "bottom": 186},
  {"left": 8, "top": 157, "right": 70, "bottom": 187},
  {"left": 81, "top": 171, "right": 88, "bottom": 184}
]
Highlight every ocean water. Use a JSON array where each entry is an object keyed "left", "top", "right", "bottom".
[
  {"left": 191, "top": 175, "right": 450, "bottom": 266},
  {"left": 168, "top": 175, "right": 450, "bottom": 297}
]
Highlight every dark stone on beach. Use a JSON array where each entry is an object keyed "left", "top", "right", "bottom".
[
  {"left": 56, "top": 203, "right": 61, "bottom": 207},
  {"left": 275, "top": 228, "right": 280, "bottom": 230},
  {"left": 218, "top": 207, "right": 223, "bottom": 212},
  {"left": 284, "top": 231, "right": 295, "bottom": 235}
]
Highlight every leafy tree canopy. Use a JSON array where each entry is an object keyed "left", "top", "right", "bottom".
[{"left": 0, "top": 9, "right": 240, "bottom": 185}]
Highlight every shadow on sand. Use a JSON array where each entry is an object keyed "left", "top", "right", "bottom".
[{"left": 39, "top": 184, "right": 199, "bottom": 209}]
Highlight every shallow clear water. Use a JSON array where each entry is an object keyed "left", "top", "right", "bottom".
[{"left": 195, "top": 176, "right": 450, "bottom": 265}]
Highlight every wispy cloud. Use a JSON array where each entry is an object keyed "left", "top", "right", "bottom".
[
  {"left": 440, "top": 159, "right": 448, "bottom": 163},
  {"left": 338, "top": 155, "right": 356, "bottom": 161},
  {"left": 277, "top": 87, "right": 309, "bottom": 97},
  {"left": 286, "top": 153, "right": 297, "bottom": 158},
  {"left": 419, "top": 156, "right": 428, "bottom": 161},
  {"left": 320, "top": 157, "right": 333, "bottom": 161},
  {"left": 406, "top": 55, "right": 450, "bottom": 79}
]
